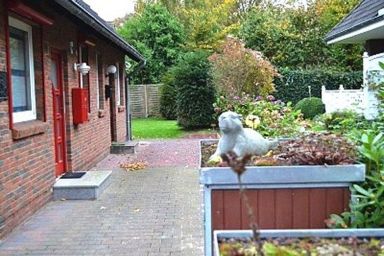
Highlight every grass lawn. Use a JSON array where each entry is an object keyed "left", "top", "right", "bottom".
[{"left": 132, "top": 118, "right": 215, "bottom": 139}]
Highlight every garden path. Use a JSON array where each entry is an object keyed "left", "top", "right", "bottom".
[{"left": 0, "top": 138, "right": 205, "bottom": 256}]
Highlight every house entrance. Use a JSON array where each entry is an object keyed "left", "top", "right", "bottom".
[{"left": 50, "top": 51, "right": 67, "bottom": 176}]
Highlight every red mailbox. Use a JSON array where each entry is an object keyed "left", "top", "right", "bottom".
[{"left": 72, "top": 88, "right": 88, "bottom": 124}]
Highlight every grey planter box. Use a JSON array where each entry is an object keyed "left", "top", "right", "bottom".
[
  {"left": 214, "top": 229, "right": 384, "bottom": 256},
  {"left": 199, "top": 139, "right": 366, "bottom": 256}
]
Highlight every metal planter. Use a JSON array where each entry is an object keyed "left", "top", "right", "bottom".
[{"left": 199, "top": 140, "right": 366, "bottom": 256}]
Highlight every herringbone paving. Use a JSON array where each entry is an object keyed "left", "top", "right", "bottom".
[{"left": 0, "top": 139, "right": 204, "bottom": 256}]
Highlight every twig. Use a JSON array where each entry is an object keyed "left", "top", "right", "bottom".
[{"left": 222, "top": 152, "right": 264, "bottom": 256}]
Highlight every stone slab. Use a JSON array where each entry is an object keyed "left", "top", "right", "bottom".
[
  {"left": 110, "top": 141, "right": 138, "bottom": 154},
  {"left": 53, "top": 171, "right": 112, "bottom": 200}
]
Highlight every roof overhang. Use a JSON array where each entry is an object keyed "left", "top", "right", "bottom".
[
  {"left": 54, "top": 0, "right": 144, "bottom": 63},
  {"left": 327, "top": 17, "right": 384, "bottom": 44}
]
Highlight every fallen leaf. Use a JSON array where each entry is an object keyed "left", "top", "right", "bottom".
[{"left": 120, "top": 161, "right": 147, "bottom": 171}]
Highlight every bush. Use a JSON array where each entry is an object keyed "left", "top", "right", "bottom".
[
  {"left": 315, "top": 110, "right": 370, "bottom": 133},
  {"left": 173, "top": 51, "right": 216, "bottom": 129},
  {"left": 294, "top": 97, "right": 325, "bottom": 119},
  {"left": 213, "top": 94, "right": 304, "bottom": 137},
  {"left": 209, "top": 37, "right": 277, "bottom": 98},
  {"left": 273, "top": 68, "right": 363, "bottom": 104},
  {"left": 159, "top": 71, "right": 177, "bottom": 120}
]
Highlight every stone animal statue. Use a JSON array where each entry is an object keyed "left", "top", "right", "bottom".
[{"left": 209, "top": 111, "right": 278, "bottom": 161}]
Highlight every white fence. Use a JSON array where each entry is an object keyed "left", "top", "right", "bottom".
[
  {"left": 321, "top": 52, "right": 382, "bottom": 120},
  {"left": 322, "top": 85, "right": 364, "bottom": 114}
]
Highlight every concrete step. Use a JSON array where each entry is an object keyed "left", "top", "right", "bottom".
[
  {"left": 110, "top": 141, "right": 138, "bottom": 154},
  {"left": 53, "top": 171, "right": 112, "bottom": 200}
]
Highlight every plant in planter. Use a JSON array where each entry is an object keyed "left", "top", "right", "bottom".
[
  {"left": 328, "top": 130, "right": 384, "bottom": 228},
  {"left": 199, "top": 111, "right": 367, "bottom": 255},
  {"left": 213, "top": 146, "right": 384, "bottom": 256}
]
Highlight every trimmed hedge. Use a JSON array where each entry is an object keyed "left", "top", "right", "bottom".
[
  {"left": 294, "top": 97, "right": 325, "bottom": 119},
  {"left": 273, "top": 68, "right": 363, "bottom": 104}
]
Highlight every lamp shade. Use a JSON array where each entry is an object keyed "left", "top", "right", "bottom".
[{"left": 106, "top": 65, "right": 117, "bottom": 74}]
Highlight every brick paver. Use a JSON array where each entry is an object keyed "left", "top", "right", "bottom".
[{"left": 0, "top": 139, "right": 204, "bottom": 256}]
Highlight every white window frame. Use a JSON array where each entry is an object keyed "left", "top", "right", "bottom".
[
  {"left": 116, "top": 62, "right": 120, "bottom": 106},
  {"left": 9, "top": 17, "right": 36, "bottom": 123}
]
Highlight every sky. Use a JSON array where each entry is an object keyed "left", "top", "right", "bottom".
[{"left": 83, "top": 0, "right": 136, "bottom": 21}]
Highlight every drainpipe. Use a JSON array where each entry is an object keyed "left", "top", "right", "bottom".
[{"left": 125, "top": 59, "right": 146, "bottom": 141}]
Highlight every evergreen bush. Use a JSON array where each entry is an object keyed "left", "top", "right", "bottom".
[
  {"left": 294, "top": 97, "right": 325, "bottom": 119},
  {"left": 173, "top": 51, "right": 216, "bottom": 129},
  {"left": 160, "top": 71, "right": 177, "bottom": 120}
]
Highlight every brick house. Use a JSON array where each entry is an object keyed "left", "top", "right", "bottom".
[{"left": 0, "top": 0, "right": 144, "bottom": 238}]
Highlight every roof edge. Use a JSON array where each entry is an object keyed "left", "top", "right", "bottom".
[
  {"left": 325, "top": 15, "right": 384, "bottom": 43},
  {"left": 54, "top": 0, "right": 144, "bottom": 62}
]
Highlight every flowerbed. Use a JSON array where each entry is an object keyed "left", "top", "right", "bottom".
[{"left": 201, "top": 133, "right": 357, "bottom": 167}]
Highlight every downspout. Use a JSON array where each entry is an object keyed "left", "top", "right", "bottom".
[{"left": 125, "top": 59, "right": 146, "bottom": 141}]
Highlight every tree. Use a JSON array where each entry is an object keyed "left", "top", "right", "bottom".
[
  {"left": 134, "top": 0, "right": 242, "bottom": 50},
  {"left": 209, "top": 36, "right": 277, "bottom": 97},
  {"left": 239, "top": 1, "right": 362, "bottom": 71},
  {"left": 117, "top": 4, "right": 185, "bottom": 83}
]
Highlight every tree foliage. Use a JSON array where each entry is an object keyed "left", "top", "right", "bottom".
[
  {"left": 209, "top": 36, "right": 277, "bottom": 97},
  {"left": 118, "top": 4, "right": 185, "bottom": 83},
  {"left": 239, "top": 1, "right": 363, "bottom": 71}
]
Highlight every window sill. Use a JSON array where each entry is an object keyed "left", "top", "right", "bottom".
[
  {"left": 118, "top": 106, "right": 125, "bottom": 113},
  {"left": 12, "top": 120, "right": 49, "bottom": 140},
  {"left": 98, "top": 109, "right": 106, "bottom": 118}
]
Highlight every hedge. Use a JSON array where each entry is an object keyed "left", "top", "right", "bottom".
[
  {"left": 174, "top": 51, "right": 216, "bottom": 129},
  {"left": 273, "top": 68, "right": 363, "bottom": 104}
]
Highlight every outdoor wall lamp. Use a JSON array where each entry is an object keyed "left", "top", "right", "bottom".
[
  {"left": 106, "top": 65, "right": 117, "bottom": 75},
  {"left": 74, "top": 62, "right": 91, "bottom": 75},
  {"left": 105, "top": 65, "right": 117, "bottom": 100}
]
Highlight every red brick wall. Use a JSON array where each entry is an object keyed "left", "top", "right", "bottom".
[
  {"left": 0, "top": 1, "right": 55, "bottom": 238},
  {"left": 0, "top": 0, "right": 129, "bottom": 238}
]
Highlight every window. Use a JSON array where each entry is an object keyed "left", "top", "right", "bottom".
[
  {"left": 9, "top": 17, "right": 36, "bottom": 123},
  {"left": 116, "top": 62, "right": 120, "bottom": 106}
]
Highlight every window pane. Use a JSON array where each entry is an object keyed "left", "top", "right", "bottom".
[
  {"left": 10, "top": 27, "right": 31, "bottom": 112},
  {"left": 49, "top": 60, "right": 58, "bottom": 88}
]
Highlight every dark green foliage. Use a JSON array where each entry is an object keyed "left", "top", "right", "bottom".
[
  {"left": 239, "top": 5, "right": 363, "bottom": 71},
  {"left": 173, "top": 51, "right": 216, "bottom": 129},
  {"left": 294, "top": 97, "right": 325, "bottom": 119},
  {"left": 159, "top": 71, "right": 177, "bottom": 120},
  {"left": 316, "top": 111, "right": 371, "bottom": 133},
  {"left": 328, "top": 131, "right": 384, "bottom": 228},
  {"left": 118, "top": 4, "right": 185, "bottom": 83},
  {"left": 273, "top": 68, "right": 363, "bottom": 104}
]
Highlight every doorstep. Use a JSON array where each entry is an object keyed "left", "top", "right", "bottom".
[
  {"left": 110, "top": 141, "right": 138, "bottom": 154},
  {"left": 53, "top": 171, "right": 112, "bottom": 200}
]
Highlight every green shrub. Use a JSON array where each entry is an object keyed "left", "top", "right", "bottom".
[
  {"left": 173, "top": 51, "right": 216, "bottom": 129},
  {"left": 159, "top": 71, "right": 177, "bottom": 120},
  {"left": 213, "top": 94, "right": 303, "bottom": 137},
  {"left": 274, "top": 68, "right": 363, "bottom": 104},
  {"left": 315, "top": 110, "right": 370, "bottom": 133},
  {"left": 294, "top": 97, "right": 325, "bottom": 119}
]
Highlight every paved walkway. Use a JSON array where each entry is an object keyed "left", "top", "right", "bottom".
[{"left": 0, "top": 139, "right": 204, "bottom": 256}]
